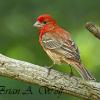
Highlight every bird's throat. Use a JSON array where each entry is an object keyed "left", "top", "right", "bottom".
[{"left": 39, "top": 24, "right": 55, "bottom": 43}]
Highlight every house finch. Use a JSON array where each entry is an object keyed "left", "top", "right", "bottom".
[{"left": 33, "top": 14, "right": 95, "bottom": 80}]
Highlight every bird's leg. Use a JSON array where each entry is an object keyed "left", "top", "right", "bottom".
[
  {"left": 47, "top": 63, "right": 55, "bottom": 76},
  {"left": 69, "top": 65, "right": 74, "bottom": 77}
]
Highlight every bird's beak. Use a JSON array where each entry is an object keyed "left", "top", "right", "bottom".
[{"left": 33, "top": 21, "right": 42, "bottom": 28}]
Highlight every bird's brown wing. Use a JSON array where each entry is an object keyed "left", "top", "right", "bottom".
[{"left": 42, "top": 33, "right": 81, "bottom": 63}]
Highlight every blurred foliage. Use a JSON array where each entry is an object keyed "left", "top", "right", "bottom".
[{"left": 0, "top": 0, "right": 100, "bottom": 100}]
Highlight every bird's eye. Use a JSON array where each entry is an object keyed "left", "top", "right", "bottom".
[{"left": 43, "top": 21, "right": 47, "bottom": 24}]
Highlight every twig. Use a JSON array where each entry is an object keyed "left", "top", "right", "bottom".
[
  {"left": 85, "top": 22, "right": 100, "bottom": 39},
  {"left": 0, "top": 54, "right": 100, "bottom": 100}
]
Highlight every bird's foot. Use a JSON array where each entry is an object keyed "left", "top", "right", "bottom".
[
  {"left": 69, "top": 65, "right": 74, "bottom": 77},
  {"left": 46, "top": 63, "right": 54, "bottom": 76},
  {"left": 47, "top": 66, "right": 53, "bottom": 76},
  {"left": 69, "top": 70, "right": 74, "bottom": 77}
]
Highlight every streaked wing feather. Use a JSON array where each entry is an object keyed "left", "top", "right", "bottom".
[
  {"left": 42, "top": 38, "right": 62, "bottom": 49},
  {"left": 42, "top": 33, "right": 80, "bottom": 62}
]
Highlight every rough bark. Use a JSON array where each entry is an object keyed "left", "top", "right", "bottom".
[{"left": 0, "top": 54, "right": 100, "bottom": 100}]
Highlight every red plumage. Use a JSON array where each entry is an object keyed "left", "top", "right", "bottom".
[{"left": 34, "top": 14, "right": 96, "bottom": 81}]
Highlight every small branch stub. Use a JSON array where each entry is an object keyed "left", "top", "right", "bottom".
[{"left": 85, "top": 22, "right": 100, "bottom": 39}]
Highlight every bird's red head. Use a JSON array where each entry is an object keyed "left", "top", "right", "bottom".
[{"left": 34, "top": 14, "right": 56, "bottom": 29}]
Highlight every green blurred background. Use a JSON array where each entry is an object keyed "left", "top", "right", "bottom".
[{"left": 0, "top": 0, "right": 100, "bottom": 100}]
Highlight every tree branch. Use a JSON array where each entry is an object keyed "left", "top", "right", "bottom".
[
  {"left": 0, "top": 54, "right": 100, "bottom": 100},
  {"left": 85, "top": 22, "right": 100, "bottom": 39}
]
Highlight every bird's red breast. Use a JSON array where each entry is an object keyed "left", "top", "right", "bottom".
[{"left": 39, "top": 25, "right": 71, "bottom": 45}]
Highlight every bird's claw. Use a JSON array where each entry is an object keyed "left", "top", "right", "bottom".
[
  {"left": 47, "top": 66, "right": 53, "bottom": 76},
  {"left": 69, "top": 65, "right": 74, "bottom": 77},
  {"left": 69, "top": 71, "right": 74, "bottom": 77}
]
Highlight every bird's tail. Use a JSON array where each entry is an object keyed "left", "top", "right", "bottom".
[{"left": 74, "top": 63, "right": 96, "bottom": 81}]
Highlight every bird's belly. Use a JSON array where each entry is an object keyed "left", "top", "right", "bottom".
[
  {"left": 45, "top": 49, "right": 77, "bottom": 65},
  {"left": 45, "top": 49, "right": 62, "bottom": 64}
]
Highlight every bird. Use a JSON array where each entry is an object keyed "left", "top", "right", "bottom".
[{"left": 33, "top": 14, "right": 96, "bottom": 80}]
